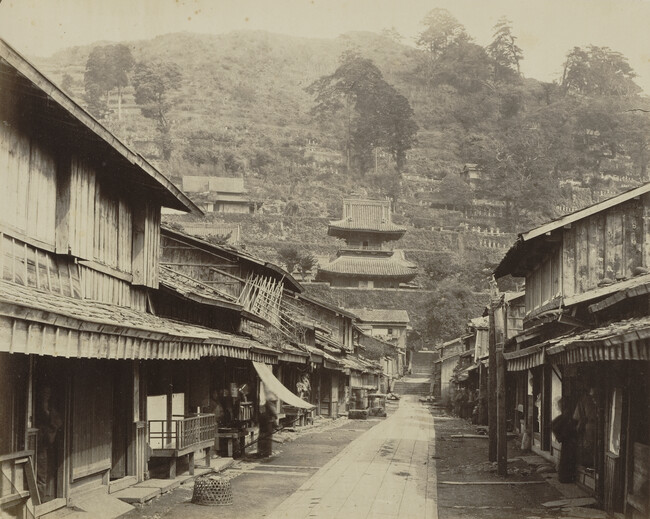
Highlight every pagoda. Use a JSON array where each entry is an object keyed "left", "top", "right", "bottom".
[{"left": 316, "top": 198, "right": 417, "bottom": 289}]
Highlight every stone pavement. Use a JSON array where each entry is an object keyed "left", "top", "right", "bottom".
[{"left": 267, "top": 395, "right": 437, "bottom": 519}]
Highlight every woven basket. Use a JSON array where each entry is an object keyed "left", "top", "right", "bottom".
[{"left": 191, "top": 475, "right": 234, "bottom": 506}]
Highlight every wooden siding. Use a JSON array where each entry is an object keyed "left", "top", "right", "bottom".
[
  {"left": 79, "top": 266, "right": 139, "bottom": 308},
  {"left": 525, "top": 247, "right": 561, "bottom": 313},
  {"left": 65, "top": 157, "right": 134, "bottom": 273},
  {"left": 0, "top": 234, "right": 82, "bottom": 298},
  {"left": 0, "top": 123, "right": 57, "bottom": 246},
  {"left": 160, "top": 236, "right": 242, "bottom": 297},
  {"left": 526, "top": 198, "right": 647, "bottom": 313},
  {"left": 71, "top": 362, "right": 112, "bottom": 481},
  {"left": 132, "top": 202, "right": 160, "bottom": 288},
  {"left": 68, "top": 157, "right": 96, "bottom": 260}
]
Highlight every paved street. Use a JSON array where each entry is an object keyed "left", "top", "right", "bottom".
[
  {"left": 124, "top": 398, "right": 579, "bottom": 519},
  {"left": 268, "top": 395, "right": 437, "bottom": 519}
]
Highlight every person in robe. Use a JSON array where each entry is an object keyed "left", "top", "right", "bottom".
[
  {"left": 551, "top": 397, "right": 578, "bottom": 483},
  {"left": 257, "top": 392, "right": 278, "bottom": 458}
]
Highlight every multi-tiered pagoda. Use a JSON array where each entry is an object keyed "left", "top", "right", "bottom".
[{"left": 316, "top": 198, "right": 417, "bottom": 289}]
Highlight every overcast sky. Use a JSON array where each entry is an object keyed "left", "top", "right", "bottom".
[{"left": 0, "top": 0, "right": 649, "bottom": 92}]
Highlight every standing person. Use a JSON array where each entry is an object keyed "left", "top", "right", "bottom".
[
  {"left": 573, "top": 387, "right": 597, "bottom": 468},
  {"left": 257, "top": 392, "right": 278, "bottom": 458},
  {"left": 208, "top": 389, "right": 224, "bottom": 457},
  {"left": 551, "top": 397, "right": 578, "bottom": 483},
  {"left": 36, "top": 386, "right": 62, "bottom": 502}
]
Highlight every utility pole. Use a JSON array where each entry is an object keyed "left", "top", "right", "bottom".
[
  {"left": 488, "top": 301, "right": 497, "bottom": 462},
  {"left": 496, "top": 333, "right": 507, "bottom": 476}
]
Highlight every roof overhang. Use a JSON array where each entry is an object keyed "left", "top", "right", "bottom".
[
  {"left": 495, "top": 183, "right": 650, "bottom": 279},
  {"left": 161, "top": 227, "right": 303, "bottom": 292},
  {"left": 0, "top": 39, "right": 202, "bottom": 215}
]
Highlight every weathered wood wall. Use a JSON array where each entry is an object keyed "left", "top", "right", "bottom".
[
  {"left": 526, "top": 197, "right": 648, "bottom": 313},
  {"left": 71, "top": 361, "right": 112, "bottom": 481},
  {"left": 0, "top": 123, "right": 57, "bottom": 246},
  {"left": 1, "top": 120, "right": 162, "bottom": 301},
  {"left": 160, "top": 235, "right": 242, "bottom": 297},
  {"left": 0, "top": 234, "right": 82, "bottom": 298}
]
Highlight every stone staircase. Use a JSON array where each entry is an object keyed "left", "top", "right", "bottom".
[
  {"left": 410, "top": 350, "right": 438, "bottom": 376},
  {"left": 390, "top": 350, "right": 438, "bottom": 397},
  {"left": 392, "top": 376, "right": 432, "bottom": 397}
]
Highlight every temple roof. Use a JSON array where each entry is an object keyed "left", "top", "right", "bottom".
[
  {"left": 317, "top": 250, "right": 417, "bottom": 279},
  {"left": 328, "top": 198, "right": 406, "bottom": 237}
]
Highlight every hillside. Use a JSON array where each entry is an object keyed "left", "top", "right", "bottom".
[{"left": 33, "top": 26, "right": 650, "bottom": 345}]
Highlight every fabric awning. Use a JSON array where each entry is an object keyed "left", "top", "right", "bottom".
[
  {"left": 253, "top": 362, "right": 314, "bottom": 409},
  {"left": 504, "top": 343, "right": 546, "bottom": 372}
]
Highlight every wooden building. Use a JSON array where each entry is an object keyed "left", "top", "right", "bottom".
[
  {"left": 347, "top": 308, "right": 409, "bottom": 377},
  {"left": 0, "top": 38, "right": 260, "bottom": 518},
  {"left": 159, "top": 227, "right": 368, "bottom": 421},
  {"left": 495, "top": 183, "right": 650, "bottom": 517},
  {"left": 181, "top": 176, "right": 261, "bottom": 214},
  {"left": 316, "top": 199, "right": 417, "bottom": 289}
]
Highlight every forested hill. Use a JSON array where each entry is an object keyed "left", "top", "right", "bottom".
[
  {"left": 37, "top": 26, "right": 650, "bottom": 232},
  {"left": 34, "top": 18, "right": 650, "bottom": 344}
]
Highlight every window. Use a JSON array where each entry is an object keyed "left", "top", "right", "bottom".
[{"left": 387, "top": 328, "right": 393, "bottom": 335}]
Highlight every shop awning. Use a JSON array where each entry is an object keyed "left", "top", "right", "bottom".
[
  {"left": 504, "top": 343, "right": 546, "bottom": 372},
  {"left": 546, "top": 316, "right": 650, "bottom": 364},
  {"left": 0, "top": 279, "right": 278, "bottom": 363},
  {"left": 253, "top": 362, "right": 314, "bottom": 409}
]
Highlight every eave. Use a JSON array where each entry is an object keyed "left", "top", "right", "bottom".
[{"left": 0, "top": 38, "right": 201, "bottom": 215}]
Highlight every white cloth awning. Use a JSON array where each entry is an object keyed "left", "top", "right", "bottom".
[{"left": 253, "top": 361, "right": 314, "bottom": 409}]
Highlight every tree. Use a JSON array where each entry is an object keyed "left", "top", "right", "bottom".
[
  {"left": 60, "top": 73, "right": 75, "bottom": 94},
  {"left": 416, "top": 8, "right": 468, "bottom": 60},
  {"left": 298, "top": 252, "right": 317, "bottom": 277},
  {"left": 307, "top": 52, "right": 418, "bottom": 175},
  {"left": 132, "top": 60, "right": 182, "bottom": 159},
  {"left": 561, "top": 45, "right": 641, "bottom": 96},
  {"left": 277, "top": 246, "right": 302, "bottom": 274},
  {"left": 425, "top": 279, "right": 487, "bottom": 343},
  {"left": 84, "top": 44, "right": 134, "bottom": 119},
  {"left": 487, "top": 17, "right": 523, "bottom": 82},
  {"left": 438, "top": 172, "right": 473, "bottom": 209}
]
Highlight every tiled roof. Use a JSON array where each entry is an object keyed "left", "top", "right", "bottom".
[
  {"left": 317, "top": 250, "right": 417, "bottom": 278},
  {"left": 159, "top": 266, "right": 238, "bottom": 304},
  {"left": 329, "top": 199, "right": 406, "bottom": 234},
  {"left": 348, "top": 308, "right": 410, "bottom": 324}
]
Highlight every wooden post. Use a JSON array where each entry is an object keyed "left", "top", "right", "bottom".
[
  {"left": 478, "top": 362, "right": 488, "bottom": 425},
  {"left": 488, "top": 303, "right": 497, "bottom": 462},
  {"left": 497, "top": 348, "right": 507, "bottom": 476}
]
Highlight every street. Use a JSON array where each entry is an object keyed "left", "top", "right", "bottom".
[{"left": 123, "top": 396, "right": 582, "bottom": 519}]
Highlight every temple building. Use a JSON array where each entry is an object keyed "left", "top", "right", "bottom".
[{"left": 316, "top": 198, "right": 417, "bottom": 289}]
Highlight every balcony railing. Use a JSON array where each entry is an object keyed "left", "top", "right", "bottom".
[
  {"left": 148, "top": 414, "right": 217, "bottom": 453},
  {"left": 0, "top": 449, "right": 34, "bottom": 508}
]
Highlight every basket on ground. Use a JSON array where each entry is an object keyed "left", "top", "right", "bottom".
[{"left": 191, "top": 475, "right": 234, "bottom": 506}]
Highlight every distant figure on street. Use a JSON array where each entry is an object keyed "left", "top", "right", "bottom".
[
  {"left": 551, "top": 397, "right": 578, "bottom": 483},
  {"left": 258, "top": 391, "right": 278, "bottom": 457}
]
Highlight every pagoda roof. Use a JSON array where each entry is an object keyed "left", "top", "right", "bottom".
[
  {"left": 317, "top": 250, "right": 417, "bottom": 279},
  {"left": 328, "top": 198, "right": 406, "bottom": 236}
]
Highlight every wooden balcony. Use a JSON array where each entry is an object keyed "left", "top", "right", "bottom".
[
  {"left": 148, "top": 414, "right": 217, "bottom": 479},
  {"left": 148, "top": 414, "right": 217, "bottom": 457}
]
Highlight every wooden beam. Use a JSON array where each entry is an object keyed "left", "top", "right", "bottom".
[{"left": 488, "top": 303, "right": 497, "bottom": 462}]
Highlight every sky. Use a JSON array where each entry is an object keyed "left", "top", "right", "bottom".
[{"left": 0, "top": 0, "right": 649, "bottom": 92}]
